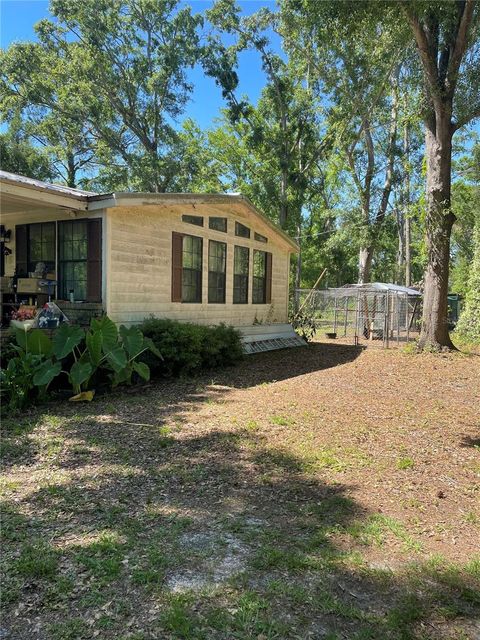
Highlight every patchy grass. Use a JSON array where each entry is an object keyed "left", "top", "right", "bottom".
[{"left": 1, "top": 342, "right": 479, "bottom": 639}]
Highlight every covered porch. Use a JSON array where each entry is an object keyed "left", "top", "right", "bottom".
[{"left": 0, "top": 171, "right": 104, "bottom": 329}]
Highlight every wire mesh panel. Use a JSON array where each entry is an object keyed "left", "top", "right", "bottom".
[{"left": 294, "top": 285, "right": 422, "bottom": 348}]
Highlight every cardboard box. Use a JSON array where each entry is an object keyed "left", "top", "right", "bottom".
[{"left": 17, "top": 278, "right": 43, "bottom": 293}]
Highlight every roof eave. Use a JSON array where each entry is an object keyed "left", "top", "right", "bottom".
[{"left": 87, "top": 192, "right": 299, "bottom": 252}]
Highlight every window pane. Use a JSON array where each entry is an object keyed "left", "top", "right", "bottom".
[
  {"left": 235, "top": 221, "right": 250, "bottom": 238},
  {"left": 209, "top": 217, "right": 227, "bottom": 232},
  {"left": 27, "top": 222, "right": 56, "bottom": 273},
  {"left": 182, "top": 214, "right": 204, "bottom": 227},
  {"left": 58, "top": 220, "right": 89, "bottom": 301},
  {"left": 182, "top": 234, "right": 202, "bottom": 303},
  {"left": 254, "top": 232, "right": 268, "bottom": 243},
  {"left": 208, "top": 240, "right": 226, "bottom": 303},
  {"left": 253, "top": 250, "right": 267, "bottom": 304},
  {"left": 233, "top": 246, "right": 249, "bottom": 304}
]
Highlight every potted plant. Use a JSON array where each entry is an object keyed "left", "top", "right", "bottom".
[{"left": 10, "top": 307, "right": 36, "bottom": 330}]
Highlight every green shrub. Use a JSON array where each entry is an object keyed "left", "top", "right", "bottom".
[
  {"left": 0, "top": 331, "right": 18, "bottom": 369},
  {"left": 139, "top": 318, "right": 243, "bottom": 377}
]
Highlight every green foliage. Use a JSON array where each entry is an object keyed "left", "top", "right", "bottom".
[
  {"left": 0, "top": 332, "right": 18, "bottom": 369},
  {"left": 139, "top": 318, "right": 243, "bottom": 377},
  {"left": 0, "top": 317, "right": 161, "bottom": 412},
  {"left": 290, "top": 310, "right": 317, "bottom": 342},
  {"left": 456, "top": 221, "right": 480, "bottom": 343},
  {"left": 0, "top": 128, "right": 54, "bottom": 182},
  {"left": 57, "top": 316, "right": 161, "bottom": 393},
  {"left": 52, "top": 323, "right": 83, "bottom": 360},
  {"left": 0, "top": 353, "right": 46, "bottom": 412}
]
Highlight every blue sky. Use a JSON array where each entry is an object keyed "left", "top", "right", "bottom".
[{"left": 0, "top": 0, "right": 280, "bottom": 129}]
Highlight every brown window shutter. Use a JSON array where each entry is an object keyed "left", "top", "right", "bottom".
[
  {"left": 171, "top": 232, "right": 183, "bottom": 302},
  {"left": 265, "top": 252, "right": 272, "bottom": 304},
  {"left": 87, "top": 219, "right": 102, "bottom": 302},
  {"left": 15, "top": 224, "right": 28, "bottom": 277}
]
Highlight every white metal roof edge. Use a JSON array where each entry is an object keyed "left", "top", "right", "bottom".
[{"left": 0, "top": 170, "right": 95, "bottom": 199}]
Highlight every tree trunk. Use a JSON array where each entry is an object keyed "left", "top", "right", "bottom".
[
  {"left": 358, "top": 246, "right": 373, "bottom": 284},
  {"left": 405, "top": 212, "right": 411, "bottom": 287},
  {"left": 418, "top": 119, "right": 455, "bottom": 350},
  {"left": 295, "top": 223, "right": 302, "bottom": 310},
  {"left": 402, "top": 120, "right": 411, "bottom": 287},
  {"left": 396, "top": 209, "right": 405, "bottom": 284},
  {"left": 66, "top": 152, "right": 76, "bottom": 188}
]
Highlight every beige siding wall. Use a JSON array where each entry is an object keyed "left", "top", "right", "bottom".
[{"left": 106, "top": 204, "right": 292, "bottom": 327}]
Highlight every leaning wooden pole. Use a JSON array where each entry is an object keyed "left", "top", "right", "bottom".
[{"left": 294, "top": 268, "right": 327, "bottom": 318}]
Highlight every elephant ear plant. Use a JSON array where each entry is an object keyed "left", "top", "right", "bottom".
[
  {"left": 0, "top": 328, "right": 62, "bottom": 411},
  {"left": 0, "top": 317, "right": 161, "bottom": 411},
  {"left": 54, "top": 316, "right": 162, "bottom": 395}
]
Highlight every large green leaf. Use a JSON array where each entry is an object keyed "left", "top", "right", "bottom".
[
  {"left": 69, "top": 360, "right": 93, "bottom": 387},
  {"left": 86, "top": 330, "right": 103, "bottom": 366},
  {"left": 91, "top": 316, "right": 118, "bottom": 351},
  {"left": 25, "top": 330, "right": 53, "bottom": 356},
  {"left": 144, "top": 336, "right": 162, "bottom": 360},
  {"left": 53, "top": 324, "right": 84, "bottom": 360},
  {"left": 132, "top": 361, "right": 150, "bottom": 381},
  {"left": 112, "top": 366, "right": 131, "bottom": 387},
  {"left": 33, "top": 359, "right": 62, "bottom": 386},
  {"left": 119, "top": 325, "right": 144, "bottom": 359},
  {"left": 105, "top": 345, "right": 127, "bottom": 372},
  {"left": 15, "top": 327, "right": 27, "bottom": 350}
]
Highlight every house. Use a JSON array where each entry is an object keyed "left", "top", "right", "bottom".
[{"left": 0, "top": 171, "right": 304, "bottom": 351}]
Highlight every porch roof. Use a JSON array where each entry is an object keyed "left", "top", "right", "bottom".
[{"left": 0, "top": 170, "right": 93, "bottom": 215}]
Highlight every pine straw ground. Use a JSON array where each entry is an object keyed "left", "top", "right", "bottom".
[{"left": 1, "top": 341, "right": 479, "bottom": 640}]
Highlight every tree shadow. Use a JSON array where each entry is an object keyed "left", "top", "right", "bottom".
[
  {"left": 2, "top": 386, "right": 479, "bottom": 639},
  {"left": 212, "top": 341, "right": 364, "bottom": 388},
  {"left": 460, "top": 435, "right": 480, "bottom": 448}
]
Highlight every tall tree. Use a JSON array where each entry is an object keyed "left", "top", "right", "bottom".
[
  {"left": 399, "top": 0, "right": 479, "bottom": 348},
  {"left": 0, "top": 118, "right": 54, "bottom": 181},
  {"left": 204, "top": 1, "right": 324, "bottom": 235},
  {"left": 278, "top": 1, "right": 409, "bottom": 284},
  {"left": 1, "top": 0, "right": 205, "bottom": 191},
  {"left": 280, "top": 0, "right": 479, "bottom": 348},
  {"left": 1, "top": 41, "right": 96, "bottom": 187}
]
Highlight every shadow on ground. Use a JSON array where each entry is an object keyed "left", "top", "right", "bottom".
[{"left": 1, "top": 344, "right": 479, "bottom": 640}]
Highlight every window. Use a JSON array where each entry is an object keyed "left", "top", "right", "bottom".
[
  {"left": 253, "top": 250, "right": 267, "bottom": 304},
  {"left": 209, "top": 217, "right": 227, "bottom": 232},
  {"left": 208, "top": 240, "right": 226, "bottom": 303},
  {"left": 235, "top": 221, "right": 250, "bottom": 238},
  {"left": 182, "top": 214, "right": 204, "bottom": 227},
  {"left": 15, "top": 222, "right": 56, "bottom": 276},
  {"left": 182, "top": 234, "right": 203, "bottom": 302},
  {"left": 58, "top": 220, "right": 88, "bottom": 300},
  {"left": 233, "top": 245, "right": 249, "bottom": 304},
  {"left": 254, "top": 232, "right": 268, "bottom": 243}
]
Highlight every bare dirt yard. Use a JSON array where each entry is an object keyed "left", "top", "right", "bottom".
[{"left": 1, "top": 341, "right": 479, "bottom": 640}]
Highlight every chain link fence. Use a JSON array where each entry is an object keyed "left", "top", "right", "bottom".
[{"left": 293, "top": 285, "right": 422, "bottom": 347}]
